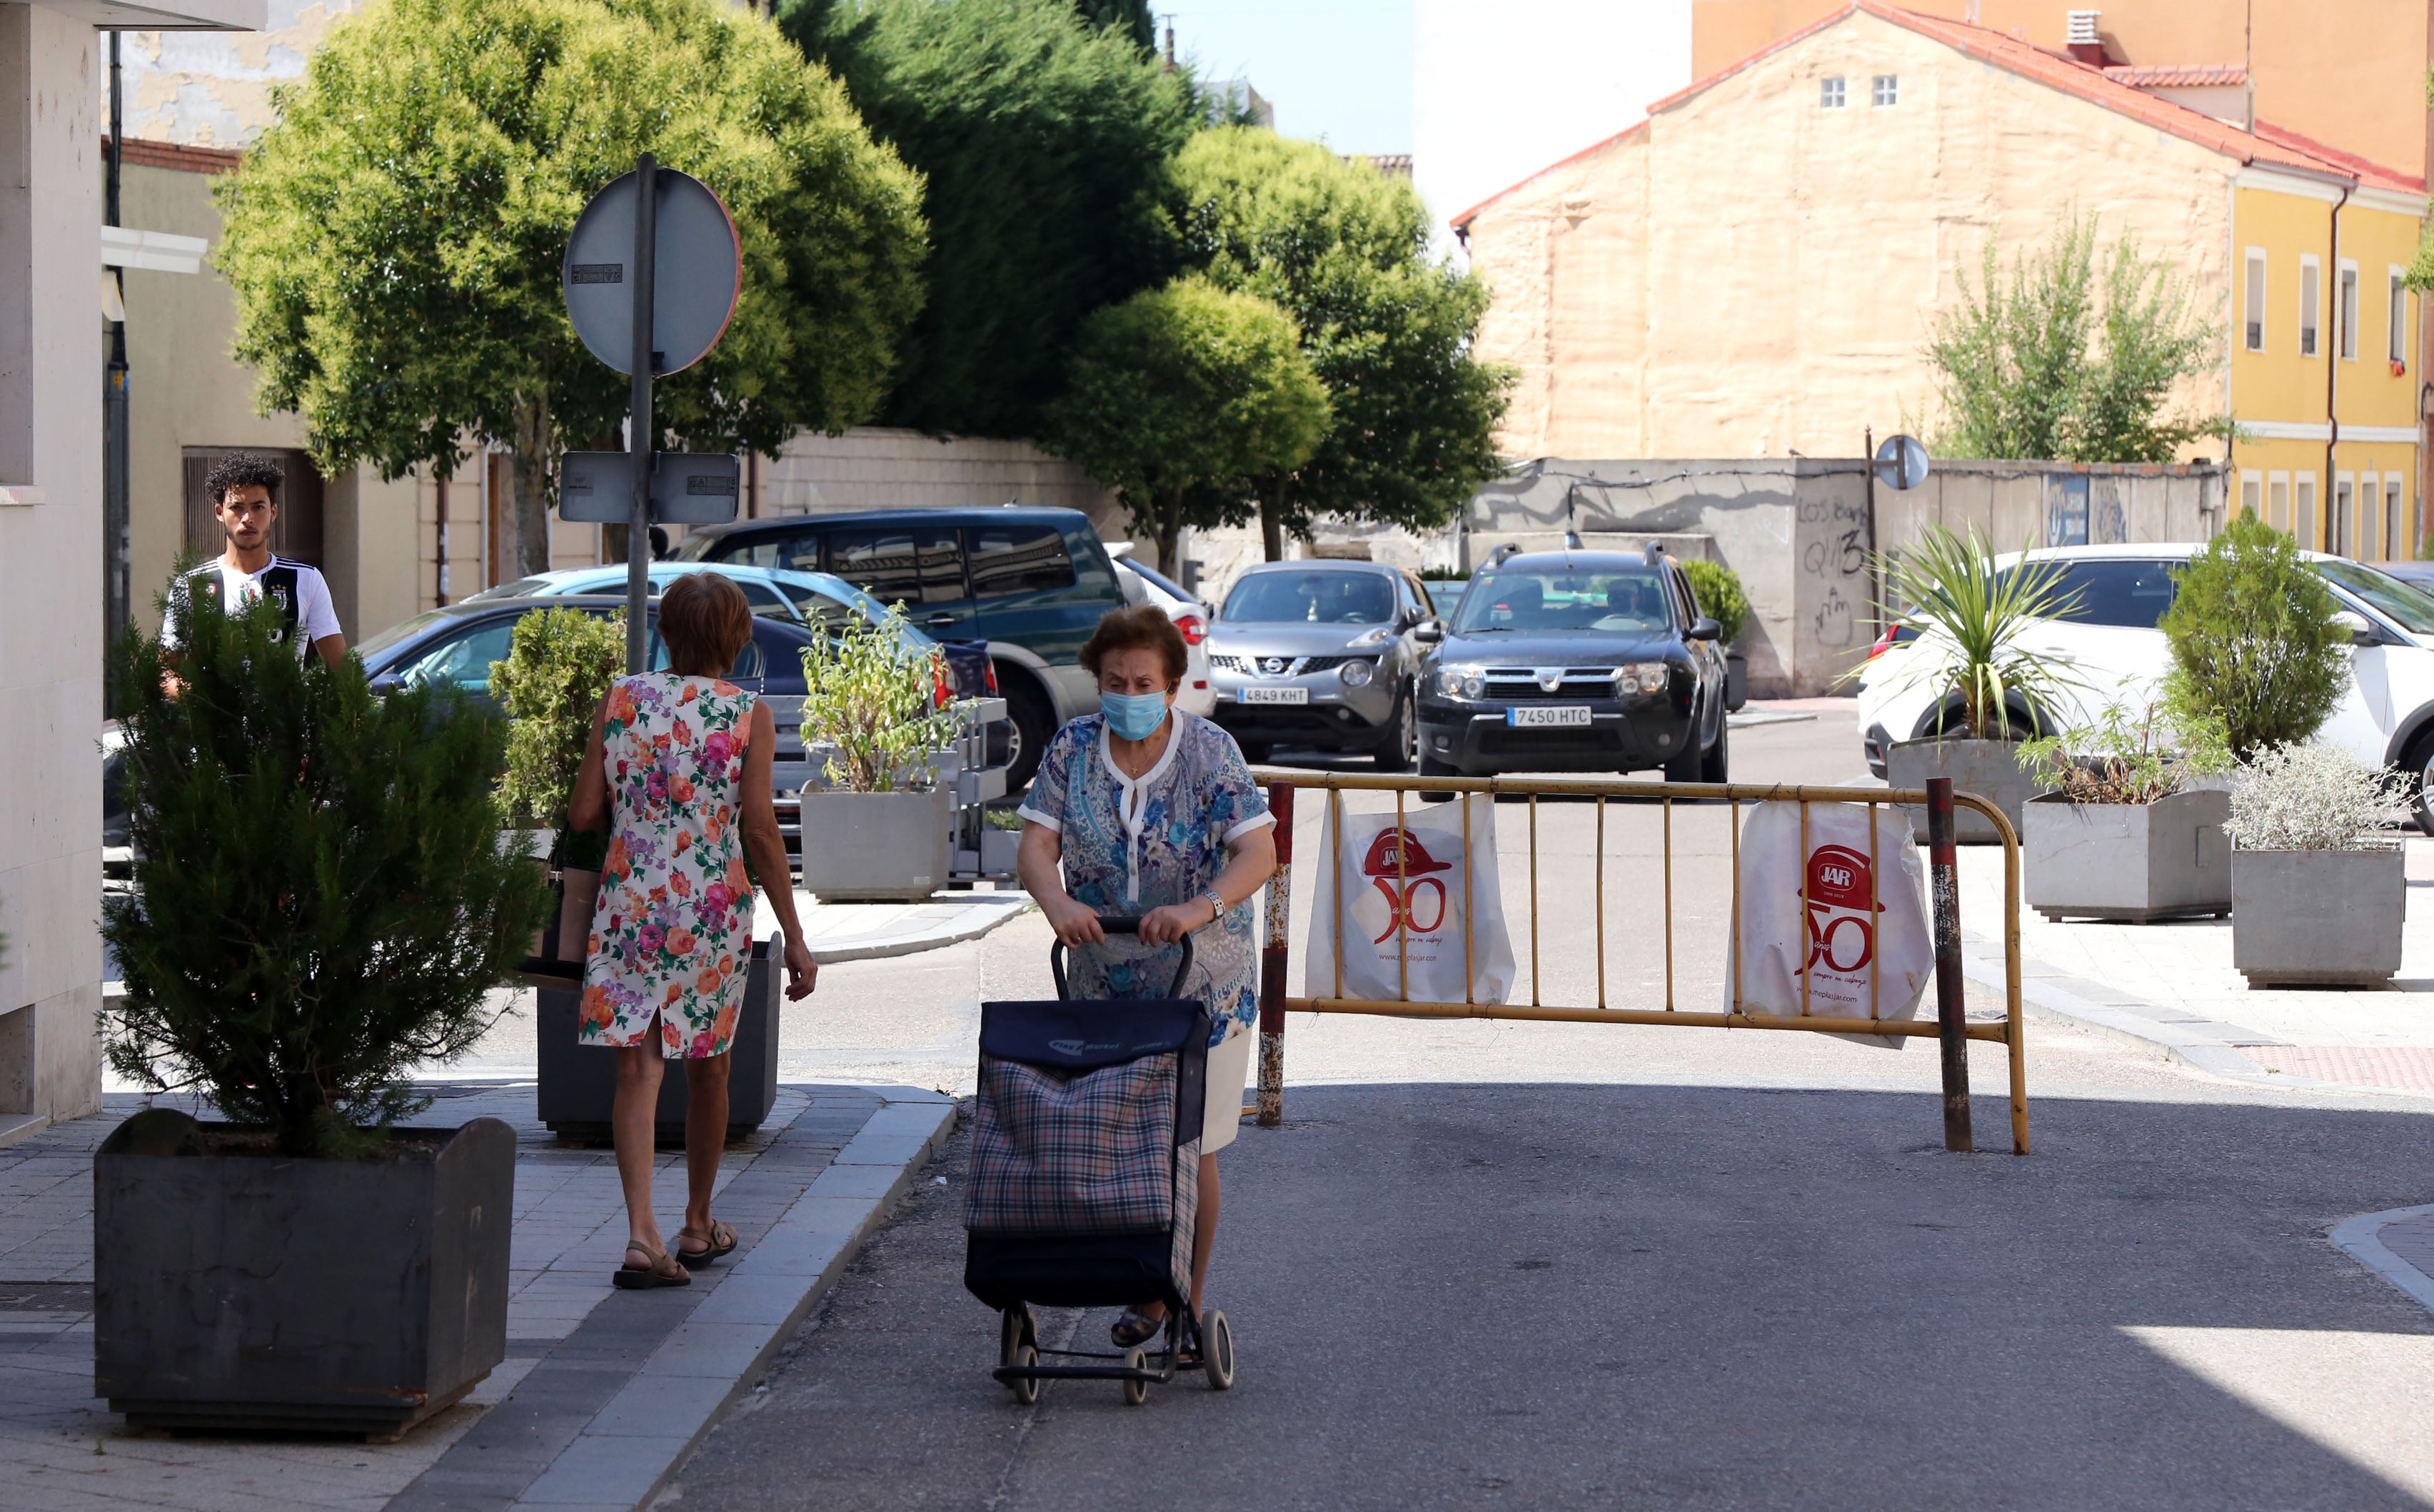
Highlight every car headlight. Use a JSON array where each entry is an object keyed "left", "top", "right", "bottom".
[
  {"left": 1614, "top": 661, "right": 1673, "bottom": 695},
  {"left": 1339, "top": 658, "right": 1374, "bottom": 688},
  {"left": 1346, "top": 625, "right": 1396, "bottom": 649},
  {"left": 1434, "top": 663, "right": 1490, "bottom": 700}
]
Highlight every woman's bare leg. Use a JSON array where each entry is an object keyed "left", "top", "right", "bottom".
[
  {"left": 681, "top": 1054, "right": 732, "bottom": 1241},
  {"left": 613, "top": 1047, "right": 668, "bottom": 1253}
]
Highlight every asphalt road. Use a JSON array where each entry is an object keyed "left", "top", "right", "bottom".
[{"left": 654, "top": 707, "right": 2434, "bottom": 1510}]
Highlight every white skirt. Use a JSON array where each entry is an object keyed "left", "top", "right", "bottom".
[{"left": 1202, "top": 1023, "right": 1252, "bottom": 1153}]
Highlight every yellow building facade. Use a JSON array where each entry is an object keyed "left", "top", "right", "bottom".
[{"left": 1455, "top": 1, "right": 2427, "bottom": 558}]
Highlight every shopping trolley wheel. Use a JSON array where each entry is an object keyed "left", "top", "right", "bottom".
[
  {"left": 1121, "top": 1347, "right": 1149, "bottom": 1406},
  {"left": 1009, "top": 1345, "right": 1040, "bottom": 1406},
  {"left": 999, "top": 1304, "right": 1036, "bottom": 1367},
  {"left": 1201, "top": 1309, "right": 1235, "bottom": 1391}
]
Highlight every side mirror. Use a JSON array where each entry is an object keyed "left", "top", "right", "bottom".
[
  {"left": 1414, "top": 622, "right": 1444, "bottom": 645},
  {"left": 2333, "top": 609, "right": 2379, "bottom": 647},
  {"left": 1688, "top": 616, "right": 1722, "bottom": 642},
  {"left": 1397, "top": 607, "right": 1424, "bottom": 632},
  {"left": 368, "top": 674, "right": 407, "bottom": 695}
]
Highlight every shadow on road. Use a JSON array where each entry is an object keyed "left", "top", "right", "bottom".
[{"left": 668, "top": 1081, "right": 2434, "bottom": 1511}]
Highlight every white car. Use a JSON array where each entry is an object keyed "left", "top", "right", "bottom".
[
  {"left": 1856, "top": 543, "right": 2434, "bottom": 824},
  {"left": 1110, "top": 548, "right": 1216, "bottom": 717}
]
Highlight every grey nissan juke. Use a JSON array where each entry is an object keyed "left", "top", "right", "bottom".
[{"left": 1206, "top": 560, "right": 1439, "bottom": 768}]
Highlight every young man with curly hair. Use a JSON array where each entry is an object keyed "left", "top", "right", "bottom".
[{"left": 163, "top": 452, "right": 346, "bottom": 667}]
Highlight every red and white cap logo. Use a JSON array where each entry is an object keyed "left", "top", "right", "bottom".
[{"left": 1362, "top": 828, "right": 1454, "bottom": 878}]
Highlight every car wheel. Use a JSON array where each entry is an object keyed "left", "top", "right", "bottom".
[
  {"left": 1661, "top": 707, "right": 1704, "bottom": 782},
  {"left": 1373, "top": 689, "right": 1417, "bottom": 772},
  {"left": 1000, "top": 674, "right": 1055, "bottom": 795},
  {"left": 1419, "top": 752, "right": 1458, "bottom": 804},
  {"left": 1700, "top": 719, "right": 1729, "bottom": 783}
]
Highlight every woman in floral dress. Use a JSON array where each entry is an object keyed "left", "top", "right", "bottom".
[
  {"left": 570, "top": 574, "right": 817, "bottom": 1289},
  {"left": 1015, "top": 604, "right": 1277, "bottom": 1346}
]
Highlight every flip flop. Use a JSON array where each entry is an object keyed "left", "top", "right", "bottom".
[
  {"left": 674, "top": 1220, "right": 738, "bottom": 1269},
  {"left": 613, "top": 1241, "right": 692, "bottom": 1290}
]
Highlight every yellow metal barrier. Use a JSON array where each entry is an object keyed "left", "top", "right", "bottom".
[{"left": 1252, "top": 774, "right": 2028, "bottom": 1156}]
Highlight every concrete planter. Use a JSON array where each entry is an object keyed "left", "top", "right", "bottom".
[
  {"left": 2232, "top": 846, "right": 2406, "bottom": 987},
  {"left": 1886, "top": 737, "right": 2046, "bottom": 844},
  {"left": 535, "top": 937, "right": 783, "bottom": 1144},
  {"left": 2023, "top": 788, "right": 2232, "bottom": 923},
  {"left": 798, "top": 785, "right": 952, "bottom": 902},
  {"left": 1726, "top": 652, "right": 1749, "bottom": 712},
  {"left": 94, "top": 1113, "right": 513, "bottom": 1438}
]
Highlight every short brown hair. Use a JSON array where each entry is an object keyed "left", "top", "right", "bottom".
[
  {"left": 1080, "top": 603, "right": 1188, "bottom": 687},
  {"left": 660, "top": 573, "right": 754, "bottom": 677}
]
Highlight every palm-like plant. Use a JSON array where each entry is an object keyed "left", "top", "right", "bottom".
[{"left": 1866, "top": 525, "right": 2086, "bottom": 739}]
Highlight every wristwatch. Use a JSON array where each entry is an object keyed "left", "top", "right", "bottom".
[{"left": 1200, "top": 889, "right": 1227, "bottom": 923}]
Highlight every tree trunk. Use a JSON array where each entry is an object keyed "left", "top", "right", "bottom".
[
  {"left": 1259, "top": 480, "right": 1285, "bottom": 562},
  {"left": 509, "top": 393, "right": 555, "bottom": 577},
  {"left": 1155, "top": 490, "right": 1184, "bottom": 580}
]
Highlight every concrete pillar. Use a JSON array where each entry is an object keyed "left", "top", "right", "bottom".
[{"left": 0, "top": 1, "right": 105, "bottom": 1134}]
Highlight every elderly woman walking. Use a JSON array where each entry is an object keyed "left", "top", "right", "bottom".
[
  {"left": 569, "top": 573, "right": 818, "bottom": 1289},
  {"left": 1015, "top": 603, "right": 1278, "bottom": 1345}
]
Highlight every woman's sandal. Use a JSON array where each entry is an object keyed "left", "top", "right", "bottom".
[
  {"left": 1110, "top": 1308, "right": 1164, "bottom": 1348},
  {"left": 674, "top": 1220, "right": 738, "bottom": 1270},
  {"left": 613, "top": 1241, "right": 691, "bottom": 1290}
]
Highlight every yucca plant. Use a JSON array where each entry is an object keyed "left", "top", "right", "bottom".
[
  {"left": 798, "top": 602, "right": 963, "bottom": 793},
  {"left": 1863, "top": 524, "right": 2086, "bottom": 739},
  {"left": 103, "top": 590, "right": 552, "bottom": 1158}
]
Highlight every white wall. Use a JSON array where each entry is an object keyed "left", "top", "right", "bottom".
[{"left": 1412, "top": 0, "right": 1693, "bottom": 245}]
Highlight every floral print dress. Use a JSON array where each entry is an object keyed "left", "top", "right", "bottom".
[
  {"left": 580, "top": 673, "right": 759, "bottom": 1059},
  {"left": 1015, "top": 710, "right": 1273, "bottom": 1045}
]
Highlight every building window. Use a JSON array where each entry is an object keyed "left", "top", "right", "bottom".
[
  {"left": 2390, "top": 478, "right": 2408, "bottom": 560},
  {"left": 2296, "top": 474, "right": 2318, "bottom": 550},
  {"left": 2392, "top": 269, "right": 2409, "bottom": 366},
  {"left": 1871, "top": 74, "right": 1899, "bottom": 106},
  {"left": 2244, "top": 249, "right": 2267, "bottom": 351},
  {"left": 2268, "top": 473, "right": 2290, "bottom": 534},
  {"left": 2339, "top": 261, "right": 2359, "bottom": 361},
  {"left": 2241, "top": 475, "right": 2262, "bottom": 521},
  {"left": 1820, "top": 76, "right": 1846, "bottom": 108},
  {"left": 2300, "top": 256, "right": 2321, "bottom": 357}
]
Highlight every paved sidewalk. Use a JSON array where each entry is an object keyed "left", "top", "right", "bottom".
[
  {"left": 1954, "top": 837, "right": 2434, "bottom": 1095},
  {"left": 0, "top": 1082, "right": 953, "bottom": 1512}
]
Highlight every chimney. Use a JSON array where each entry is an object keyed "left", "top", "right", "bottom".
[{"left": 2064, "top": 10, "right": 2107, "bottom": 66}]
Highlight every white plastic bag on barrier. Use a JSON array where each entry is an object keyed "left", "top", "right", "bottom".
[
  {"left": 1306, "top": 795, "right": 1516, "bottom": 1006},
  {"left": 1724, "top": 801, "right": 1931, "bottom": 1044}
]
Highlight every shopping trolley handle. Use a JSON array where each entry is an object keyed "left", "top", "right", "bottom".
[{"left": 1050, "top": 916, "right": 1196, "bottom": 1002}]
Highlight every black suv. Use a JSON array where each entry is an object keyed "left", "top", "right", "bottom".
[
  {"left": 674, "top": 507, "right": 1124, "bottom": 787},
  {"left": 1416, "top": 550, "right": 1729, "bottom": 780}
]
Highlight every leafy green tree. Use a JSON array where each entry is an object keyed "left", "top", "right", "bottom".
[
  {"left": 1045, "top": 275, "right": 1329, "bottom": 573},
  {"left": 218, "top": 0, "right": 927, "bottom": 576},
  {"left": 1926, "top": 213, "right": 2226, "bottom": 463},
  {"left": 783, "top": 0, "right": 1195, "bottom": 438},
  {"left": 1170, "top": 126, "right": 1511, "bottom": 559},
  {"left": 2161, "top": 509, "right": 2350, "bottom": 759},
  {"left": 1072, "top": 0, "right": 1153, "bottom": 49},
  {"left": 104, "top": 594, "right": 553, "bottom": 1159}
]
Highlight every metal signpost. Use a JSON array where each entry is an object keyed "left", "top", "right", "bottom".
[{"left": 560, "top": 155, "right": 744, "bottom": 672}]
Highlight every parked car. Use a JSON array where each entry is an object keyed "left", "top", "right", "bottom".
[
  {"left": 1110, "top": 548, "right": 1215, "bottom": 717},
  {"left": 1415, "top": 549, "right": 1729, "bottom": 780},
  {"left": 103, "top": 597, "right": 1004, "bottom": 852},
  {"left": 1854, "top": 543, "right": 2434, "bottom": 827},
  {"left": 1424, "top": 578, "right": 1472, "bottom": 626},
  {"left": 1207, "top": 560, "right": 1437, "bottom": 768},
  {"left": 671, "top": 506, "right": 1125, "bottom": 789}
]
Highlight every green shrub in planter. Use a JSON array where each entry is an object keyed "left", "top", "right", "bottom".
[
  {"left": 800, "top": 600, "right": 963, "bottom": 793},
  {"left": 1678, "top": 558, "right": 1749, "bottom": 646},
  {"left": 104, "top": 593, "right": 553, "bottom": 1158},
  {"left": 492, "top": 605, "right": 624, "bottom": 870},
  {"left": 2160, "top": 509, "right": 2347, "bottom": 760}
]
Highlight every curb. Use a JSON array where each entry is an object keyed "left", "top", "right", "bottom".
[
  {"left": 793, "top": 897, "right": 1034, "bottom": 967},
  {"left": 505, "top": 1093, "right": 958, "bottom": 1511},
  {"left": 2332, "top": 1204, "right": 2434, "bottom": 1316}
]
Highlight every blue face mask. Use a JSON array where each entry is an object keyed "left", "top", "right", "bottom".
[{"left": 1102, "top": 690, "right": 1172, "bottom": 742}]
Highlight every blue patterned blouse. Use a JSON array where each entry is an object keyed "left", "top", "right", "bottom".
[{"left": 1016, "top": 710, "right": 1274, "bottom": 1044}]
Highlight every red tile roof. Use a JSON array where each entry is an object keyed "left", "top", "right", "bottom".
[
  {"left": 2103, "top": 63, "right": 2247, "bottom": 89},
  {"left": 1450, "top": 1, "right": 2420, "bottom": 231}
]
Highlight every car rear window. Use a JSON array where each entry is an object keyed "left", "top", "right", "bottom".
[
  {"left": 1222, "top": 570, "right": 1395, "bottom": 625},
  {"left": 1998, "top": 559, "right": 2179, "bottom": 628},
  {"left": 967, "top": 523, "right": 1075, "bottom": 598}
]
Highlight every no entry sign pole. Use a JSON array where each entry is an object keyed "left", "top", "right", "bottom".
[{"left": 624, "top": 153, "right": 658, "bottom": 675}]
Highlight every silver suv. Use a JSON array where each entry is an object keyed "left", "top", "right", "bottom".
[{"left": 1206, "top": 560, "right": 1437, "bottom": 768}]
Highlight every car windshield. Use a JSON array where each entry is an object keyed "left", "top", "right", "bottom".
[
  {"left": 1222, "top": 570, "right": 1395, "bottom": 625},
  {"left": 461, "top": 577, "right": 551, "bottom": 603},
  {"left": 1450, "top": 568, "right": 1671, "bottom": 635},
  {"left": 2315, "top": 560, "right": 2434, "bottom": 635},
  {"left": 354, "top": 609, "right": 450, "bottom": 660}
]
